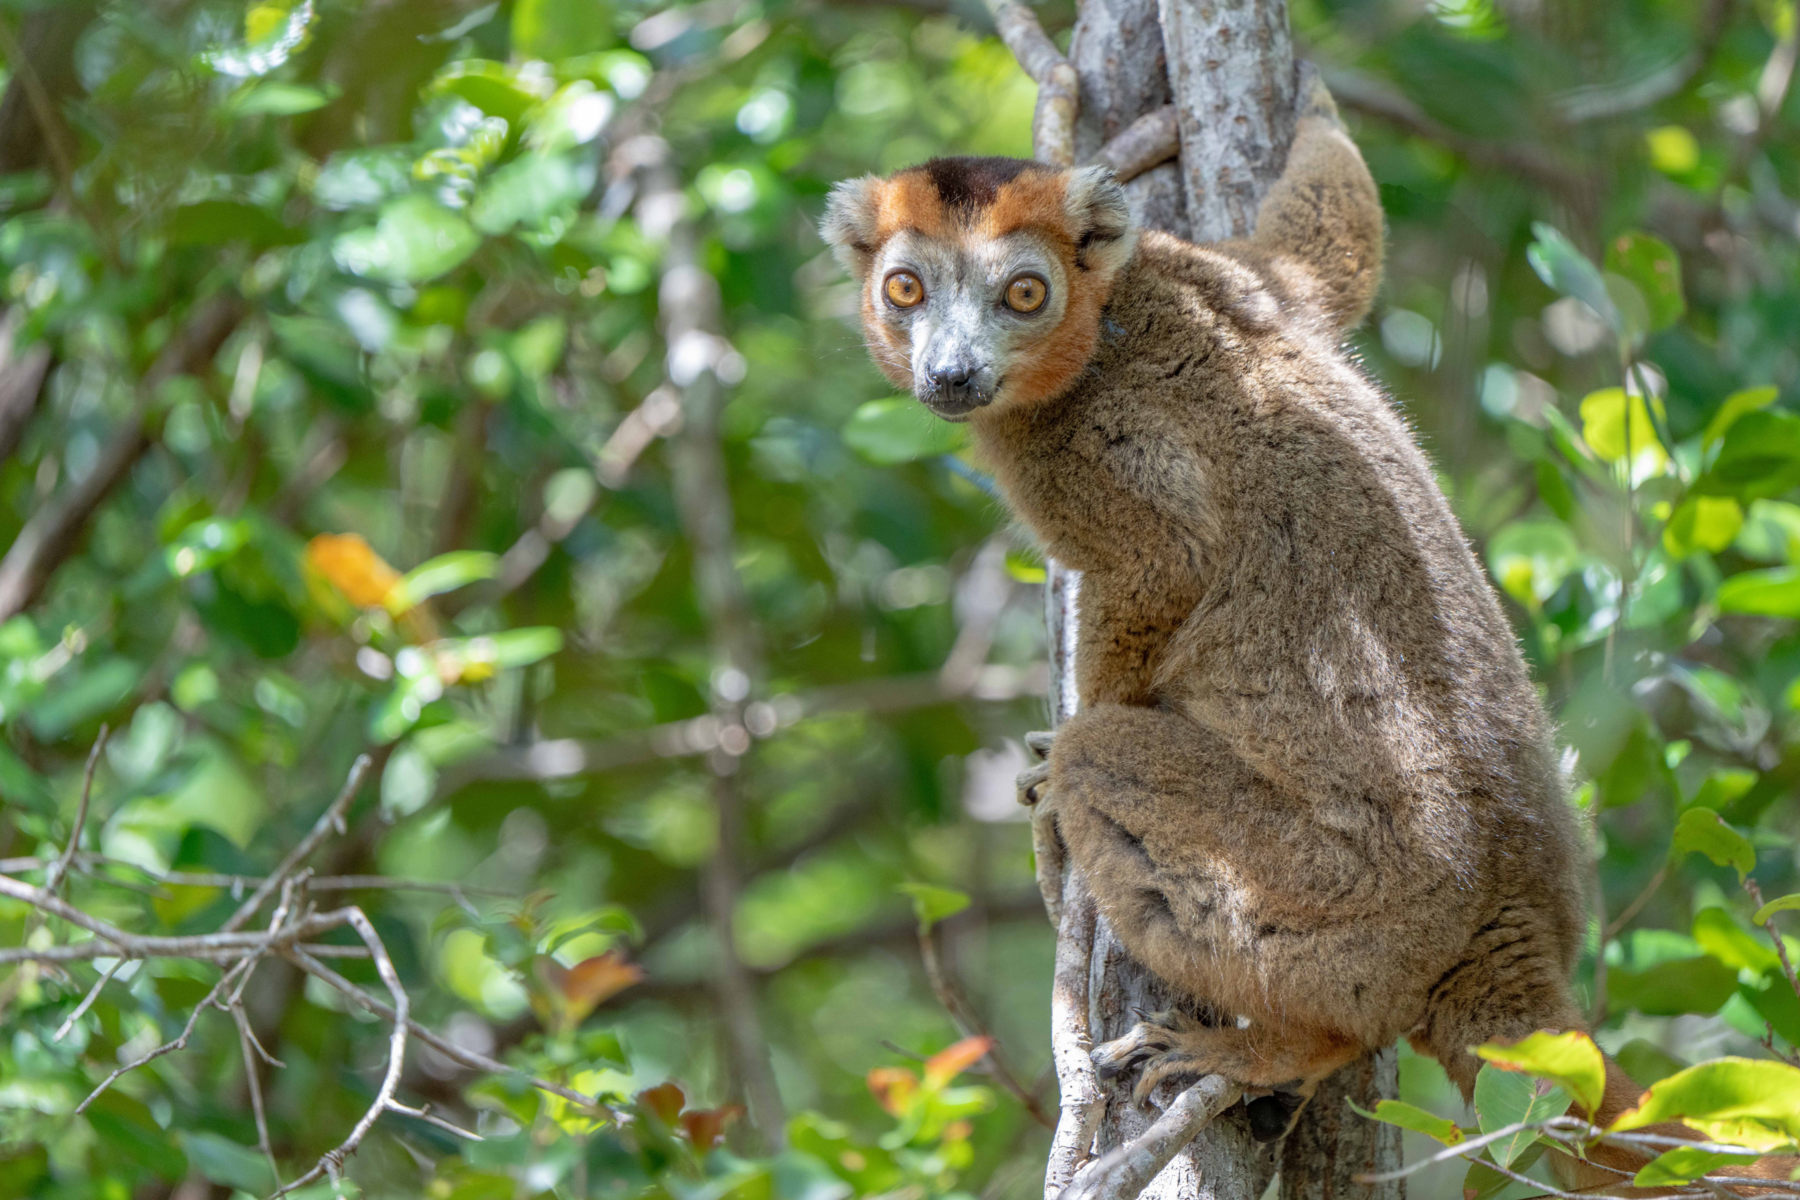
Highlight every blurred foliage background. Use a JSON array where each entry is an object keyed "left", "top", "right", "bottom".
[{"left": 1, "top": 0, "right": 1799, "bottom": 1196}]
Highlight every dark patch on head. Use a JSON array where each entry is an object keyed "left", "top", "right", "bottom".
[{"left": 918, "top": 156, "right": 1038, "bottom": 214}]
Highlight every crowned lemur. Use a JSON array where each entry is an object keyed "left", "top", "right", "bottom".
[{"left": 820, "top": 72, "right": 1658, "bottom": 1156}]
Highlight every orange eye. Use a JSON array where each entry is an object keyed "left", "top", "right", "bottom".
[
  {"left": 1006, "top": 274, "right": 1047, "bottom": 313},
  {"left": 885, "top": 271, "right": 924, "bottom": 308}
]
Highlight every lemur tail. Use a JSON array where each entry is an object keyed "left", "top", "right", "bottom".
[{"left": 1224, "top": 63, "right": 1386, "bottom": 333}]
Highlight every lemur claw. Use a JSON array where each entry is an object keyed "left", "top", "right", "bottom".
[
  {"left": 1015, "top": 761, "right": 1051, "bottom": 805},
  {"left": 1025, "top": 729, "right": 1055, "bottom": 759}
]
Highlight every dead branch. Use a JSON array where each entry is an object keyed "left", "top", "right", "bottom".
[
  {"left": 1058, "top": 1075, "right": 1245, "bottom": 1200},
  {"left": 0, "top": 292, "right": 243, "bottom": 623},
  {"left": 1090, "top": 106, "right": 1178, "bottom": 184},
  {"left": 221, "top": 754, "right": 373, "bottom": 932},
  {"left": 43, "top": 724, "right": 107, "bottom": 901}
]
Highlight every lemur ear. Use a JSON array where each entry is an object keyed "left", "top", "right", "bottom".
[
  {"left": 1063, "top": 165, "right": 1137, "bottom": 275},
  {"left": 820, "top": 175, "right": 886, "bottom": 279}
]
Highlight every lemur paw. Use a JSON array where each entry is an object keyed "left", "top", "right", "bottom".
[
  {"left": 1017, "top": 732, "right": 1063, "bottom": 925},
  {"left": 1090, "top": 1011, "right": 1314, "bottom": 1140}
]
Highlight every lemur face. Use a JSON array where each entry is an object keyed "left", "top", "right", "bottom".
[{"left": 821, "top": 157, "right": 1137, "bottom": 421}]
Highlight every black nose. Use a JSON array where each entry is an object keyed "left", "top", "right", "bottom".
[{"left": 930, "top": 367, "right": 974, "bottom": 396}]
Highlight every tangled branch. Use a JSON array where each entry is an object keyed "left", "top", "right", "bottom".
[{"left": 0, "top": 747, "right": 614, "bottom": 1197}]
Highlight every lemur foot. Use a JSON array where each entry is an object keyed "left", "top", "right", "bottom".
[
  {"left": 1017, "top": 731, "right": 1062, "bottom": 926},
  {"left": 1091, "top": 1010, "right": 1314, "bottom": 1141}
]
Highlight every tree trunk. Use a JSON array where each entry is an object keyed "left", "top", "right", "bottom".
[{"left": 1035, "top": 3, "right": 1403, "bottom": 1199}]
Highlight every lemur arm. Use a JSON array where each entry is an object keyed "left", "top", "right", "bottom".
[{"left": 1219, "top": 67, "right": 1385, "bottom": 332}]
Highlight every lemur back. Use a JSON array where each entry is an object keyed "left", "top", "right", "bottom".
[{"left": 821, "top": 73, "right": 1677, "bottom": 1172}]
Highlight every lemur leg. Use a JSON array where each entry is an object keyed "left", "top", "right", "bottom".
[{"left": 1047, "top": 703, "right": 1437, "bottom": 1100}]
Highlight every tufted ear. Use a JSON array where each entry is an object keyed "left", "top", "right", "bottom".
[
  {"left": 819, "top": 175, "right": 886, "bottom": 280},
  {"left": 1063, "top": 165, "right": 1137, "bottom": 276}
]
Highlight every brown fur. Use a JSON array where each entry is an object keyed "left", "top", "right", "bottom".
[{"left": 825, "top": 77, "right": 1787, "bottom": 1184}]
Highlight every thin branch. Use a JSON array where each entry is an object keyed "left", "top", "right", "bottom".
[
  {"left": 1089, "top": 106, "right": 1179, "bottom": 185},
  {"left": 233, "top": 1002, "right": 282, "bottom": 1191},
  {"left": 76, "top": 957, "right": 255, "bottom": 1114},
  {"left": 43, "top": 724, "right": 108, "bottom": 900},
  {"left": 0, "top": 293, "right": 242, "bottom": 622},
  {"left": 221, "top": 755, "right": 372, "bottom": 933},
  {"left": 387, "top": 1101, "right": 482, "bottom": 1142},
  {"left": 1057, "top": 1075, "right": 1244, "bottom": 1200},
  {"left": 983, "top": 0, "right": 1075, "bottom": 165},
  {"left": 1747, "top": 879, "right": 1800, "bottom": 1002},
  {"left": 918, "top": 923, "right": 1055, "bottom": 1128},
  {"left": 52, "top": 957, "right": 121, "bottom": 1041},
  {"left": 1604, "top": 863, "right": 1667, "bottom": 939},
  {"left": 283, "top": 948, "right": 607, "bottom": 1115},
  {"left": 273, "top": 908, "right": 409, "bottom": 1198}
]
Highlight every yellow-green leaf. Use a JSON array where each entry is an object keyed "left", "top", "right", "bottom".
[
  {"left": 1754, "top": 893, "right": 1800, "bottom": 926},
  {"left": 1717, "top": 567, "right": 1800, "bottom": 618},
  {"left": 1347, "top": 1099, "right": 1465, "bottom": 1145},
  {"left": 1580, "top": 387, "right": 1667, "bottom": 472},
  {"left": 897, "top": 883, "right": 970, "bottom": 934},
  {"left": 1475, "top": 1031, "right": 1606, "bottom": 1114},
  {"left": 1692, "top": 907, "right": 1781, "bottom": 976},
  {"left": 1663, "top": 495, "right": 1743, "bottom": 557},
  {"left": 1633, "top": 1145, "right": 1757, "bottom": 1187},
  {"left": 1610, "top": 1058, "right": 1800, "bottom": 1146}
]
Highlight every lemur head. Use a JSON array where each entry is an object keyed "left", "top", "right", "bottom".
[{"left": 820, "top": 157, "right": 1137, "bottom": 421}]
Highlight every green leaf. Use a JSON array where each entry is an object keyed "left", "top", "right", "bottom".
[
  {"left": 1698, "top": 411, "right": 1800, "bottom": 499},
  {"left": 1603, "top": 232, "right": 1684, "bottom": 332},
  {"left": 87, "top": 1094, "right": 188, "bottom": 1181},
  {"left": 1475, "top": 1030, "right": 1606, "bottom": 1114},
  {"left": 486, "top": 627, "right": 563, "bottom": 668},
  {"left": 1755, "top": 894, "right": 1800, "bottom": 925},
  {"left": 1614, "top": 1039, "right": 1689, "bottom": 1087},
  {"left": 1663, "top": 495, "right": 1743, "bottom": 557},
  {"left": 1744, "top": 975, "right": 1800, "bottom": 1047},
  {"left": 428, "top": 59, "right": 551, "bottom": 123},
  {"left": 179, "top": 1130, "right": 275, "bottom": 1194},
  {"left": 897, "top": 883, "right": 970, "bottom": 934},
  {"left": 1717, "top": 567, "right": 1800, "bottom": 618},
  {"left": 1610, "top": 1057, "right": 1800, "bottom": 1148},
  {"left": 1473, "top": 1063, "right": 1570, "bottom": 1167},
  {"left": 470, "top": 153, "right": 595, "bottom": 235},
  {"left": 1634, "top": 1145, "right": 1757, "bottom": 1187},
  {"left": 1346, "top": 1098, "right": 1464, "bottom": 1145},
  {"left": 512, "top": 0, "right": 615, "bottom": 59},
  {"left": 1704, "top": 387, "right": 1780, "bottom": 448},
  {"left": 392, "top": 551, "right": 499, "bottom": 610},
  {"left": 842, "top": 398, "right": 968, "bottom": 465},
  {"left": 1671, "top": 807, "right": 1756, "bottom": 880},
  {"left": 1527, "top": 222, "right": 1619, "bottom": 333},
  {"left": 1692, "top": 907, "right": 1781, "bottom": 975},
  {"left": 1462, "top": 1143, "right": 1547, "bottom": 1200},
  {"left": 167, "top": 200, "right": 301, "bottom": 248},
  {"left": 1609, "top": 955, "right": 1742, "bottom": 1017},
  {"left": 334, "top": 194, "right": 481, "bottom": 283},
  {"left": 230, "top": 81, "right": 337, "bottom": 115},
  {"left": 1485, "top": 519, "right": 1579, "bottom": 608}
]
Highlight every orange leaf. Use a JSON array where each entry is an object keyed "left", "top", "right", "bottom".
[
  {"left": 866, "top": 1066, "right": 918, "bottom": 1116},
  {"left": 638, "top": 1082, "right": 685, "bottom": 1125},
  {"left": 560, "top": 951, "right": 643, "bottom": 1022},
  {"left": 307, "top": 533, "right": 401, "bottom": 609},
  {"left": 679, "top": 1105, "right": 744, "bottom": 1149},
  {"left": 924, "top": 1035, "right": 992, "bottom": 1086}
]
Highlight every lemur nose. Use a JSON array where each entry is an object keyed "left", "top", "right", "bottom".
[{"left": 930, "top": 367, "right": 975, "bottom": 399}]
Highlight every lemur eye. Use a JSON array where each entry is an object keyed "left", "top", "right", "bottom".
[
  {"left": 1006, "top": 274, "right": 1047, "bottom": 313},
  {"left": 884, "top": 271, "right": 924, "bottom": 309}
]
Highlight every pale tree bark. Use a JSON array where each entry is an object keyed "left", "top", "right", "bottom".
[{"left": 987, "top": 3, "right": 1403, "bottom": 1200}]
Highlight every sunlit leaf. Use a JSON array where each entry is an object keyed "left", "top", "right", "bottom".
[
  {"left": 1662, "top": 495, "right": 1742, "bottom": 557},
  {"left": 1717, "top": 567, "right": 1800, "bottom": 618},
  {"left": 391, "top": 551, "right": 498, "bottom": 612},
  {"left": 1527, "top": 222, "right": 1619, "bottom": 333},
  {"left": 1754, "top": 894, "right": 1800, "bottom": 925},
  {"left": 1346, "top": 1098, "right": 1465, "bottom": 1145},
  {"left": 1703, "top": 387, "right": 1780, "bottom": 448},
  {"left": 1692, "top": 907, "right": 1781, "bottom": 976},
  {"left": 1475, "top": 1030, "right": 1605, "bottom": 1114},
  {"left": 1610, "top": 1058, "right": 1800, "bottom": 1148},
  {"left": 923, "top": 1037, "right": 992, "bottom": 1087},
  {"left": 334, "top": 195, "right": 481, "bottom": 283},
  {"left": 307, "top": 533, "right": 400, "bottom": 608},
  {"left": 1604, "top": 233, "right": 1683, "bottom": 332},
  {"left": 1485, "top": 519, "right": 1579, "bottom": 608},
  {"left": 1633, "top": 1145, "right": 1757, "bottom": 1187},
  {"left": 1579, "top": 387, "right": 1666, "bottom": 472},
  {"left": 897, "top": 882, "right": 970, "bottom": 934},
  {"left": 866, "top": 1067, "right": 918, "bottom": 1116}
]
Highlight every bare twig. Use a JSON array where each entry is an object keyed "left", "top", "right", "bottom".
[
  {"left": 918, "top": 924, "right": 1055, "bottom": 1128},
  {"left": 1058, "top": 1075, "right": 1244, "bottom": 1200},
  {"left": 1747, "top": 879, "right": 1800, "bottom": 1002},
  {"left": 43, "top": 724, "right": 108, "bottom": 900},
  {"left": 1605, "top": 863, "right": 1668, "bottom": 939},
  {"left": 273, "top": 908, "right": 409, "bottom": 1197},
  {"left": 233, "top": 1002, "right": 282, "bottom": 1190},
  {"left": 52, "top": 957, "right": 121, "bottom": 1041},
  {"left": 76, "top": 958, "right": 255, "bottom": 1114},
  {"left": 221, "top": 755, "right": 372, "bottom": 933},
  {"left": 388, "top": 1101, "right": 482, "bottom": 1142},
  {"left": 283, "top": 948, "right": 607, "bottom": 1114},
  {"left": 1090, "top": 106, "right": 1179, "bottom": 185}
]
